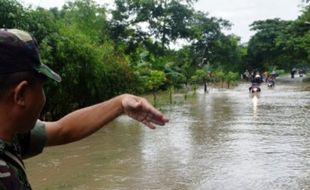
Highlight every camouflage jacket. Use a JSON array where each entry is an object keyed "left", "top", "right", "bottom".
[{"left": 0, "top": 121, "right": 47, "bottom": 190}]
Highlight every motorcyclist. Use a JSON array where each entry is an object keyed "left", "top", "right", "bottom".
[
  {"left": 251, "top": 72, "right": 263, "bottom": 84},
  {"left": 249, "top": 72, "right": 262, "bottom": 93},
  {"left": 267, "top": 76, "right": 275, "bottom": 87}
]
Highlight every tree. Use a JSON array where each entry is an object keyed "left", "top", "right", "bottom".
[
  {"left": 60, "top": 0, "right": 110, "bottom": 43},
  {"left": 111, "top": 0, "right": 197, "bottom": 52},
  {"left": 225, "top": 71, "right": 239, "bottom": 88},
  {"left": 187, "top": 10, "right": 244, "bottom": 74},
  {"left": 190, "top": 69, "right": 208, "bottom": 93},
  {"left": 40, "top": 25, "right": 135, "bottom": 119},
  {"left": 247, "top": 16, "right": 310, "bottom": 72},
  {"left": 164, "top": 61, "right": 186, "bottom": 103},
  {"left": 133, "top": 51, "right": 166, "bottom": 104},
  {"left": 24, "top": 8, "right": 58, "bottom": 43},
  {"left": 0, "top": 0, "right": 27, "bottom": 28},
  {"left": 214, "top": 70, "right": 225, "bottom": 88},
  {"left": 247, "top": 19, "right": 290, "bottom": 70}
]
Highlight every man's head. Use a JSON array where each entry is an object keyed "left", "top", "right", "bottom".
[
  {"left": 0, "top": 29, "right": 61, "bottom": 134},
  {"left": 0, "top": 28, "right": 62, "bottom": 100}
]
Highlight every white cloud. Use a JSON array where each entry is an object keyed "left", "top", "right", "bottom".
[
  {"left": 194, "top": 0, "right": 302, "bottom": 42},
  {"left": 20, "top": 0, "right": 66, "bottom": 8},
  {"left": 20, "top": 0, "right": 114, "bottom": 8}
]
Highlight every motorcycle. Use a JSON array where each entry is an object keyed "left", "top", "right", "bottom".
[
  {"left": 249, "top": 83, "right": 261, "bottom": 97},
  {"left": 267, "top": 79, "right": 275, "bottom": 88}
]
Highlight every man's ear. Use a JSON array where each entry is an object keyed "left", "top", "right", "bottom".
[{"left": 13, "top": 81, "right": 30, "bottom": 106}]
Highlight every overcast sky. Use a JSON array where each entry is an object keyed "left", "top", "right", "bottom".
[{"left": 21, "top": 0, "right": 304, "bottom": 43}]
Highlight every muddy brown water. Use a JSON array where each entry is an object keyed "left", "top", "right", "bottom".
[{"left": 25, "top": 75, "right": 310, "bottom": 190}]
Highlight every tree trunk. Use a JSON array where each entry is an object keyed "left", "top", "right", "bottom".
[
  {"left": 153, "top": 92, "right": 157, "bottom": 106},
  {"left": 169, "top": 86, "right": 173, "bottom": 104}
]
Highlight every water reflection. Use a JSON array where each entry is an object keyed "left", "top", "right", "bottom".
[
  {"left": 26, "top": 79, "right": 310, "bottom": 190},
  {"left": 252, "top": 95, "right": 258, "bottom": 119}
]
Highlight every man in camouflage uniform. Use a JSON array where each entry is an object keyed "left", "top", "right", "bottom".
[{"left": 0, "top": 29, "right": 168, "bottom": 189}]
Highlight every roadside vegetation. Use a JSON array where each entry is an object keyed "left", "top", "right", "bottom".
[{"left": 1, "top": 0, "right": 309, "bottom": 119}]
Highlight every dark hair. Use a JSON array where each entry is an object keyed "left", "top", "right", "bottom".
[{"left": 0, "top": 71, "right": 46, "bottom": 98}]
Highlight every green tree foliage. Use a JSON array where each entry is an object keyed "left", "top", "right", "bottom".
[
  {"left": 247, "top": 12, "right": 310, "bottom": 72},
  {"left": 190, "top": 69, "right": 208, "bottom": 92},
  {"left": 247, "top": 19, "right": 289, "bottom": 70},
  {"left": 225, "top": 71, "right": 239, "bottom": 88},
  {"left": 214, "top": 70, "right": 225, "bottom": 88},
  {"left": 0, "top": 0, "right": 26, "bottom": 28},
  {"left": 164, "top": 62, "right": 186, "bottom": 88},
  {"left": 0, "top": 0, "right": 260, "bottom": 116},
  {"left": 298, "top": 5, "right": 310, "bottom": 64},
  {"left": 189, "top": 11, "right": 230, "bottom": 67},
  {"left": 60, "top": 0, "right": 110, "bottom": 43},
  {"left": 146, "top": 70, "right": 166, "bottom": 92},
  {"left": 111, "top": 0, "right": 197, "bottom": 51},
  {"left": 25, "top": 8, "right": 58, "bottom": 42},
  {"left": 41, "top": 27, "right": 106, "bottom": 118},
  {"left": 190, "top": 69, "right": 207, "bottom": 83},
  {"left": 132, "top": 49, "right": 166, "bottom": 91},
  {"left": 188, "top": 11, "right": 245, "bottom": 74},
  {"left": 2, "top": 0, "right": 137, "bottom": 118},
  {"left": 41, "top": 26, "right": 135, "bottom": 119}
]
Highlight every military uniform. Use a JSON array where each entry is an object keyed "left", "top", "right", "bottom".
[{"left": 0, "top": 121, "right": 47, "bottom": 190}]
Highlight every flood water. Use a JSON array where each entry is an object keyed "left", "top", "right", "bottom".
[{"left": 25, "top": 75, "right": 310, "bottom": 190}]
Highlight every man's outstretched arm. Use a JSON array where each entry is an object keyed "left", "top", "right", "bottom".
[{"left": 44, "top": 94, "right": 169, "bottom": 146}]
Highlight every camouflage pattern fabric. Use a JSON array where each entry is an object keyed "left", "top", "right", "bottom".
[{"left": 0, "top": 135, "right": 32, "bottom": 190}]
